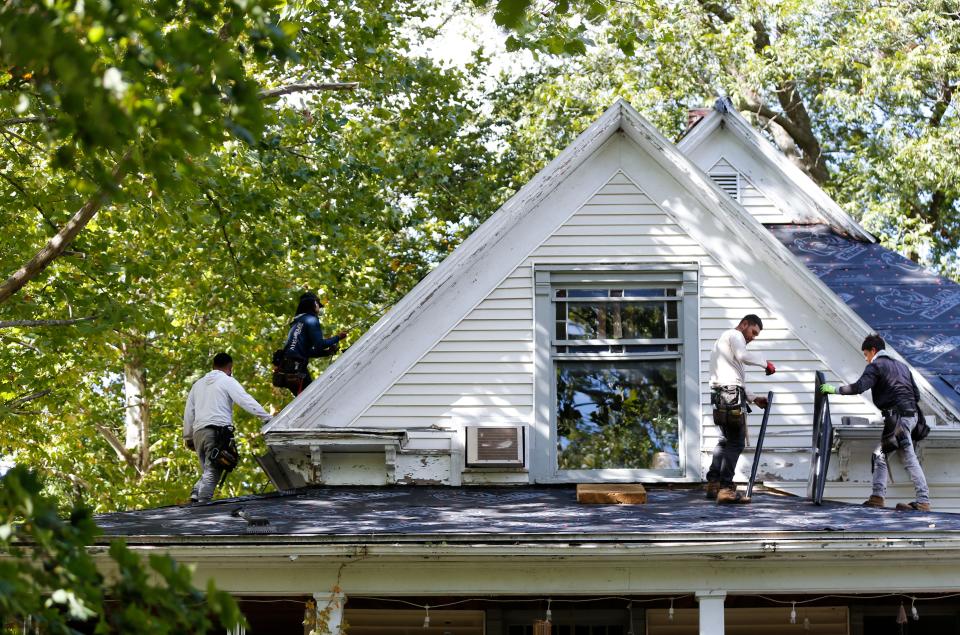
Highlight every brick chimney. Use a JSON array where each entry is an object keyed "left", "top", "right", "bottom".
[{"left": 686, "top": 107, "right": 712, "bottom": 131}]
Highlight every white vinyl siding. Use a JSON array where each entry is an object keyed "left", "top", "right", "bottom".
[
  {"left": 353, "top": 172, "right": 878, "bottom": 475},
  {"left": 708, "top": 158, "right": 787, "bottom": 224}
]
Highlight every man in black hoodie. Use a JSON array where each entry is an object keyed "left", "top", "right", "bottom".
[
  {"left": 273, "top": 292, "right": 347, "bottom": 396},
  {"left": 820, "top": 334, "right": 930, "bottom": 511}
]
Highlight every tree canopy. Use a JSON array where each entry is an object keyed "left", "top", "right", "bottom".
[
  {"left": 476, "top": 0, "right": 960, "bottom": 275},
  {"left": 0, "top": 0, "right": 514, "bottom": 510}
]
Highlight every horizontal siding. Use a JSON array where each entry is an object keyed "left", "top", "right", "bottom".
[
  {"left": 353, "top": 170, "right": 877, "bottom": 457},
  {"left": 709, "top": 157, "right": 787, "bottom": 224}
]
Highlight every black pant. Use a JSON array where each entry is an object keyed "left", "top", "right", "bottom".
[{"left": 706, "top": 409, "right": 746, "bottom": 488}]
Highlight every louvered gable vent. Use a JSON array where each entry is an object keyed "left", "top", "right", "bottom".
[
  {"left": 466, "top": 426, "right": 524, "bottom": 466},
  {"left": 708, "top": 158, "right": 742, "bottom": 202},
  {"left": 709, "top": 172, "right": 741, "bottom": 201}
]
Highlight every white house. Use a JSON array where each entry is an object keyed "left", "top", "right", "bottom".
[{"left": 96, "top": 100, "right": 960, "bottom": 635}]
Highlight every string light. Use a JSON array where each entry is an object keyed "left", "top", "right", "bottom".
[
  {"left": 423, "top": 604, "right": 430, "bottom": 629},
  {"left": 803, "top": 616, "right": 810, "bottom": 631},
  {"left": 790, "top": 602, "right": 797, "bottom": 624},
  {"left": 896, "top": 602, "right": 908, "bottom": 625},
  {"left": 626, "top": 602, "right": 634, "bottom": 635},
  {"left": 546, "top": 599, "right": 552, "bottom": 622},
  {"left": 668, "top": 598, "right": 675, "bottom": 623},
  {"left": 911, "top": 597, "right": 919, "bottom": 620}
]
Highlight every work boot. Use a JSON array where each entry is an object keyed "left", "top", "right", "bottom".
[
  {"left": 716, "top": 487, "right": 751, "bottom": 505},
  {"left": 895, "top": 501, "right": 931, "bottom": 512},
  {"left": 704, "top": 482, "right": 721, "bottom": 500},
  {"left": 862, "top": 495, "right": 885, "bottom": 508}
]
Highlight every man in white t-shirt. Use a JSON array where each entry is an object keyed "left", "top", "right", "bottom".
[
  {"left": 183, "top": 352, "right": 272, "bottom": 503},
  {"left": 705, "top": 314, "right": 776, "bottom": 504}
]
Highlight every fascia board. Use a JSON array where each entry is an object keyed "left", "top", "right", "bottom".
[
  {"left": 615, "top": 103, "right": 959, "bottom": 424},
  {"left": 263, "top": 102, "right": 628, "bottom": 435},
  {"left": 679, "top": 107, "right": 874, "bottom": 242},
  {"left": 92, "top": 542, "right": 960, "bottom": 596}
]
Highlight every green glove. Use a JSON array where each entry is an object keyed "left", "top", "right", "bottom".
[{"left": 819, "top": 384, "right": 837, "bottom": 395}]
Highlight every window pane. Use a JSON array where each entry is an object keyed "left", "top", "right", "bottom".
[
  {"left": 624, "top": 288, "right": 667, "bottom": 297},
  {"left": 556, "top": 360, "right": 679, "bottom": 470},
  {"left": 564, "top": 302, "right": 666, "bottom": 340}
]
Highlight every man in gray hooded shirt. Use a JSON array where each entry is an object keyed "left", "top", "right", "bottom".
[{"left": 183, "top": 352, "right": 272, "bottom": 503}]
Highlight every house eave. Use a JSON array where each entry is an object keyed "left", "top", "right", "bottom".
[{"left": 92, "top": 533, "right": 960, "bottom": 560}]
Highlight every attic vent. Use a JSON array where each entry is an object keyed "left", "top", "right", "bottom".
[
  {"left": 466, "top": 426, "right": 524, "bottom": 466},
  {"left": 709, "top": 172, "right": 741, "bottom": 202}
]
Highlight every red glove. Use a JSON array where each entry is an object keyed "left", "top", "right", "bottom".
[
  {"left": 337, "top": 331, "right": 348, "bottom": 340},
  {"left": 765, "top": 361, "right": 776, "bottom": 376}
]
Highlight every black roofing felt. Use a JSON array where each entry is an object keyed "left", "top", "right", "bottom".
[
  {"left": 94, "top": 486, "right": 960, "bottom": 541},
  {"left": 769, "top": 224, "right": 960, "bottom": 414}
]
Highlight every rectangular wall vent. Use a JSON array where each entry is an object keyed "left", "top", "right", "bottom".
[
  {"left": 709, "top": 172, "right": 741, "bottom": 202},
  {"left": 466, "top": 426, "right": 524, "bottom": 466}
]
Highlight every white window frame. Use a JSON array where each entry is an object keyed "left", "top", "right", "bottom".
[{"left": 531, "top": 264, "right": 700, "bottom": 482}]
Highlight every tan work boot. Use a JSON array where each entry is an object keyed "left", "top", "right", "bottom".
[
  {"left": 862, "top": 495, "right": 885, "bottom": 508},
  {"left": 704, "top": 482, "right": 721, "bottom": 500},
  {"left": 895, "top": 501, "right": 931, "bottom": 512},
  {"left": 716, "top": 487, "right": 751, "bottom": 505}
]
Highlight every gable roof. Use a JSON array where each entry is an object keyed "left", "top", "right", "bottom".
[
  {"left": 677, "top": 99, "right": 960, "bottom": 422},
  {"left": 678, "top": 98, "right": 875, "bottom": 242},
  {"left": 264, "top": 99, "right": 958, "bottom": 438}
]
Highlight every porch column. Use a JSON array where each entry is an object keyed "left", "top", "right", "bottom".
[
  {"left": 695, "top": 590, "right": 726, "bottom": 635},
  {"left": 312, "top": 589, "right": 346, "bottom": 635}
]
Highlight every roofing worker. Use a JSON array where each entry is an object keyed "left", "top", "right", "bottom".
[
  {"left": 820, "top": 334, "right": 930, "bottom": 511},
  {"left": 273, "top": 292, "right": 347, "bottom": 396},
  {"left": 706, "top": 314, "right": 776, "bottom": 504},
  {"left": 183, "top": 352, "right": 272, "bottom": 503}
]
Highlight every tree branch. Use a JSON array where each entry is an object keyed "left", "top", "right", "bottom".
[
  {"left": 0, "top": 315, "right": 97, "bottom": 329},
  {"left": 259, "top": 82, "right": 358, "bottom": 99},
  {"left": 94, "top": 422, "right": 140, "bottom": 472},
  {"left": 6, "top": 389, "right": 51, "bottom": 409},
  {"left": 0, "top": 334, "right": 41, "bottom": 352},
  {"left": 0, "top": 116, "right": 52, "bottom": 126},
  {"left": 0, "top": 151, "right": 132, "bottom": 305}
]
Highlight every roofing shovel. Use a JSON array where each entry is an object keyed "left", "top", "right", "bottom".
[{"left": 746, "top": 391, "right": 774, "bottom": 500}]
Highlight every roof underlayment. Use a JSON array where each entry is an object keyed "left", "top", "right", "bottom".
[{"left": 769, "top": 224, "right": 960, "bottom": 415}]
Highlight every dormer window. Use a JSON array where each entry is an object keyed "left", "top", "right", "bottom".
[
  {"left": 553, "top": 286, "right": 681, "bottom": 471},
  {"left": 534, "top": 265, "right": 700, "bottom": 481}
]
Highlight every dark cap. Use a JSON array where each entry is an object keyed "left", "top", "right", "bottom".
[{"left": 299, "top": 291, "right": 323, "bottom": 307}]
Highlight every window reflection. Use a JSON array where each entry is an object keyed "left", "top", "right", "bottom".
[{"left": 556, "top": 360, "right": 679, "bottom": 470}]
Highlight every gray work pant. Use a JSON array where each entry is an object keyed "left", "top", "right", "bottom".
[
  {"left": 190, "top": 426, "right": 224, "bottom": 503},
  {"left": 873, "top": 415, "right": 930, "bottom": 504}
]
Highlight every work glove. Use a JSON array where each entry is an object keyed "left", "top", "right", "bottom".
[
  {"left": 754, "top": 396, "right": 769, "bottom": 409},
  {"left": 337, "top": 331, "right": 347, "bottom": 340},
  {"left": 819, "top": 384, "right": 837, "bottom": 395},
  {"left": 765, "top": 361, "right": 776, "bottom": 375}
]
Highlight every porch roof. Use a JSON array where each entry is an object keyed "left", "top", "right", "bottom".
[{"left": 94, "top": 485, "right": 960, "bottom": 544}]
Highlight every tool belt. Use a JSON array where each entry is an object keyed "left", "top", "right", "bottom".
[
  {"left": 880, "top": 410, "right": 913, "bottom": 454},
  {"left": 711, "top": 385, "right": 749, "bottom": 427},
  {"left": 208, "top": 425, "right": 240, "bottom": 472},
  {"left": 271, "top": 352, "right": 308, "bottom": 389}
]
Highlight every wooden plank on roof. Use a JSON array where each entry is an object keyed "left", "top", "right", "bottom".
[{"left": 576, "top": 483, "right": 647, "bottom": 504}]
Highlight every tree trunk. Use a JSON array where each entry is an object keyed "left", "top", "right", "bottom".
[{"left": 121, "top": 337, "right": 150, "bottom": 473}]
